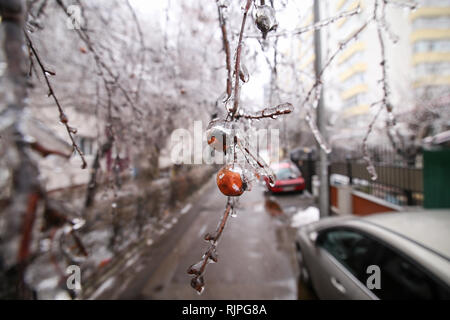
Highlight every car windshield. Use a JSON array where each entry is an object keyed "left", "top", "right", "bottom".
[{"left": 275, "top": 167, "right": 297, "bottom": 180}]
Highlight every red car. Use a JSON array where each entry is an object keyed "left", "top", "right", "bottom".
[{"left": 264, "top": 162, "right": 305, "bottom": 193}]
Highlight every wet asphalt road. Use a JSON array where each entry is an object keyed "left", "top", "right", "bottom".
[{"left": 125, "top": 176, "right": 316, "bottom": 300}]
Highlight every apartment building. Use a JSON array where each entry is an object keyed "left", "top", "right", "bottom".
[
  {"left": 276, "top": 0, "right": 315, "bottom": 103},
  {"left": 323, "top": 0, "right": 450, "bottom": 138},
  {"left": 410, "top": 0, "right": 450, "bottom": 99},
  {"left": 274, "top": 0, "right": 449, "bottom": 142}
]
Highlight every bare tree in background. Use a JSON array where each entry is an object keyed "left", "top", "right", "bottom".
[
  {"left": 0, "top": 0, "right": 224, "bottom": 299},
  {"left": 0, "top": 0, "right": 441, "bottom": 299}
]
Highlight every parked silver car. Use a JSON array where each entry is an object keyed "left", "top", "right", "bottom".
[{"left": 295, "top": 210, "right": 450, "bottom": 299}]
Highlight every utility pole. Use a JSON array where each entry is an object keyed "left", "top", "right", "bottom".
[{"left": 313, "top": 0, "right": 329, "bottom": 217}]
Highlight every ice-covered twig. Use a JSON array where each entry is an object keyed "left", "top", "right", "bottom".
[
  {"left": 246, "top": 6, "right": 361, "bottom": 39},
  {"left": 125, "top": 0, "right": 147, "bottom": 103},
  {"left": 55, "top": 0, "right": 142, "bottom": 117},
  {"left": 297, "top": 20, "right": 369, "bottom": 154},
  {"left": 230, "top": 0, "right": 253, "bottom": 118},
  {"left": 236, "top": 102, "right": 293, "bottom": 120},
  {"left": 187, "top": 198, "right": 233, "bottom": 294},
  {"left": 84, "top": 129, "right": 114, "bottom": 209},
  {"left": 25, "top": 31, "right": 87, "bottom": 169},
  {"left": 235, "top": 138, "right": 276, "bottom": 185},
  {"left": 374, "top": 0, "right": 396, "bottom": 126},
  {"left": 216, "top": 0, "right": 233, "bottom": 101},
  {"left": 301, "top": 20, "right": 370, "bottom": 111},
  {"left": 362, "top": 102, "right": 384, "bottom": 181},
  {"left": 378, "top": 0, "right": 399, "bottom": 43},
  {"left": 359, "top": 0, "right": 417, "bottom": 178},
  {"left": 383, "top": 0, "right": 417, "bottom": 9}
]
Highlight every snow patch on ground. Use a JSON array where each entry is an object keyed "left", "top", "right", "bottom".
[
  {"left": 89, "top": 277, "right": 116, "bottom": 300},
  {"left": 180, "top": 203, "right": 192, "bottom": 215},
  {"left": 198, "top": 224, "right": 207, "bottom": 237},
  {"left": 290, "top": 206, "right": 320, "bottom": 228}
]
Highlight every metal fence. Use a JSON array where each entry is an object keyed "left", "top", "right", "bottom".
[{"left": 329, "top": 145, "right": 423, "bottom": 207}]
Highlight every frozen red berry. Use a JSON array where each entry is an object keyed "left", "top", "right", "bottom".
[
  {"left": 216, "top": 164, "right": 245, "bottom": 197},
  {"left": 206, "top": 119, "right": 232, "bottom": 152}
]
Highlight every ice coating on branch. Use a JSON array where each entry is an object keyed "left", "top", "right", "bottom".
[
  {"left": 230, "top": 206, "right": 237, "bottom": 218},
  {"left": 305, "top": 112, "right": 332, "bottom": 154},
  {"left": 364, "top": 155, "right": 378, "bottom": 181},
  {"left": 367, "top": 164, "right": 378, "bottom": 181},
  {"left": 255, "top": 5, "right": 278, "bottom": 39},
  {"left": 59, "top": 229, "right": 87, "bottom": 264},
  {"left": 235, "top": 137, "right": 276, "bottom": 187},
  {"left": 239, "top": 64, "right": 249, "bottom": 83},
  {"left": 71, "top": 218, "right": 85, "bottom": 231},
  {"left": 190, "top": 276, "right": 205, "bottom": 294},
  {"left": 262, "top": 103, "right": 293, "bottom": 118},
  {"left": 206, "top": 119, "right": 233, "bottom": 152},
  {"left": 386, "top": 103, "right": 396, "bottom": 126},
  {"left": 209, "top": 250, "right": 218, "bottom": 263},
  {"left": 240, "top": 103, "right": 294, "bottom": 120},
  {"left": 187, "top": 261, "right": 203, "bottom": 276}
]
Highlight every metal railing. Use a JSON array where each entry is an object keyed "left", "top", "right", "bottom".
[{"left": 330, "top": 159, "right": 423, "bottom": 207}]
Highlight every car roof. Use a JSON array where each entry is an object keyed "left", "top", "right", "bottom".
[
  {"left": 270, "top": 162, "right": 292, "bottom": 169},
  {"left": 362, "top": 210, "right": 450, "bottom": 260}
]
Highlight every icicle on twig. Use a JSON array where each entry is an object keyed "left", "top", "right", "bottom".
[
  {"left": 187, "top": 198, "right": 233, "bottom": 294},
  {"left": 374, "top": 0, "right": 397, "bottom": 127},
  {"left": 358, "top": 0, "right": 417, "bottom": 178},
  {"left": 25, "top": 31, "right": 87, "bottom": 169},
  {"left": 235, "top": 102, "right": 293, "bottom": 120},
  {"left": 235, "top": 137, "right": 276, "bottom": 186},
  {"left": 305, "top": 109, "right": 331, "bottom": 154},
  {"left": 230, "top": 0, "right": 253, "bottom": 118},
  {"left": 246, "top": 6, "right": 361, "bottom": 39},
  {"left": 299, "top": 20, "right": 370, "bottom": 153},
  {"left": 362, "top": 102, "right": 384, "bottom": 181},
  {"left": 216, "top": 0, "right": 233, "bottom": 101},
  {"left": 384, "top": 0, "right": 417, "bottom": 10}
]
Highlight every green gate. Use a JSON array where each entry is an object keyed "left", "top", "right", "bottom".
[{"left": 423, "top": 148, "right": 450, "bottom": 208}]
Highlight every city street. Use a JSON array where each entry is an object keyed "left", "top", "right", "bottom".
[{"left": 88, "top": 176, "right": 316, "bottom": 300}]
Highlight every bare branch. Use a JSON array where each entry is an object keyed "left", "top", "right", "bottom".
[
  {"left": 187, "top": 198, "right": 233, "bottom": 293},
  {"left": 216, "top": 0, "right": 233, "bottom": 101},
  {"left": 246, "top": 6, "right": 361, "bottom": 39},
  {"left": 55, "top": 0, "right": 142, "bottom": 117},
  {"left": 231, "top": 0, "right": 253, "bottom": 118},
  {"left": 25, "top": 31, "right": 87, "bottom": 169},
  {"left": 236, "top": 102, "right": 293, "bottom": 120}
]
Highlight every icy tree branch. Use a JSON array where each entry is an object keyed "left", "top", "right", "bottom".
[{"left": 25, "top": 32, "right": 87, "bottom": 169}]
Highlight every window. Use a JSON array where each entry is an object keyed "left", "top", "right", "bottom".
[
  {"left": 318, "top": 229, "right": 383, "bottom": 281},
  {"left": 375, "top": 246, "right": 450, "bottom": 299},
  {"left": 339, "top": 51, "right": 364, "bottom": 69},
  {"left": 318, "top": 228, "right": 450, "bottom": 299},
  {"left": 73, "top": 136, "right": 95, "bottom": 156},
  {"left": 344, "top": 71, "right": 365, "bottom": 88},
  {"left": 415, "top": 61, "right": 450, "bottom": 76},
  {"left": 412, "top": 17, "right": 450, "bottom": 30},
  {"left": 342, "top": 92, "right": 367, "bottom": 109},
  {"left": 413, "top": 40, "right": 450, "bottom": 53},
  {"left": 274, "top": 166, "right": 301, "bottom": 180}
]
